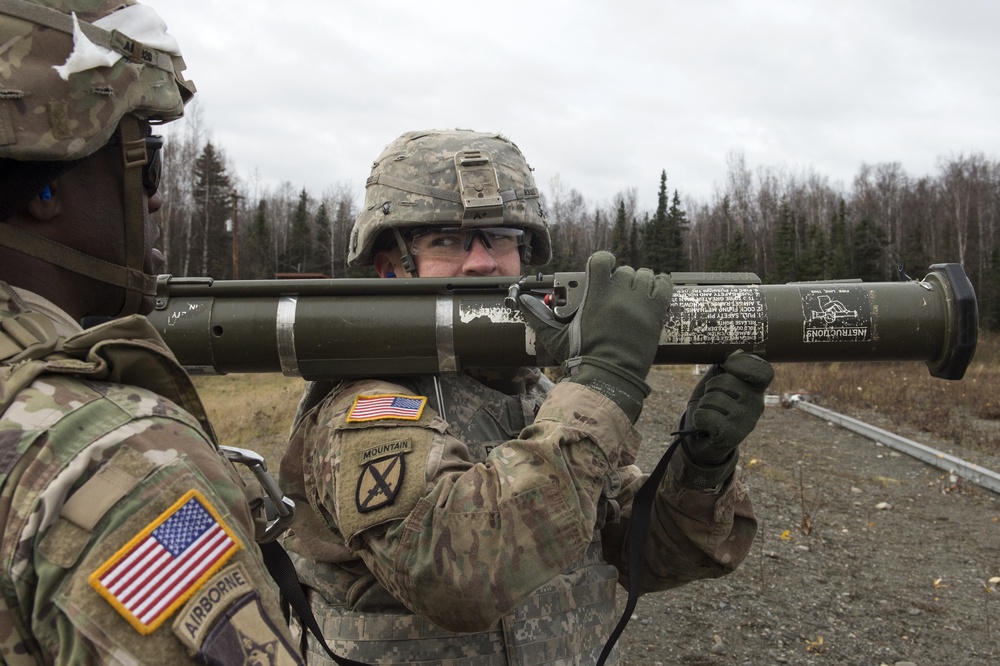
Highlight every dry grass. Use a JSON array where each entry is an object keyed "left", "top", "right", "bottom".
[
  {"left": 191, "top": 373, "right": 305, "bottom": 464},
  {"left": 771, "top": 331, "right": 1000, "bottom": 453}
]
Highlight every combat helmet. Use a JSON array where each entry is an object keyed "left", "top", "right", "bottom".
[
  {"left": 0, "top": 0, "right": 195, "bottom": 315},
  {"left": 349, "top": 129, "right": 551, "bottom": 273}
]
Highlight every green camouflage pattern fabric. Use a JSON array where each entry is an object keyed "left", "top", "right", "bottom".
[
  {"left": 0, "top": 285, "right": 301, "bottom": 665},
  {"left": 0, "top": 0, "right": 193, "bottom": 161},
  {"left": 348, "top": 129, "right": 550, "bottom": 266},
  {"left": 292, "top": 539, "right": 619, "bottom": 665},
  {"left": 281, "top": 368, "right": 758, "bottom": 665}
]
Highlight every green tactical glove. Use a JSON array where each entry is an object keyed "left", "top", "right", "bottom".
[
  {"left": 519, "top": 251, "right": 673, "bottom": 423},
  {"left": 679, "top": 351, "right": 774, "bottom": 490}
]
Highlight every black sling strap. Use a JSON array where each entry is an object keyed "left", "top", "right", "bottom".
[
  {"left": 259, "top": 540, "right": 371, "bottom": 666},
  {"left": 596, "top": 435, "right": 684, "bottom": 666}
]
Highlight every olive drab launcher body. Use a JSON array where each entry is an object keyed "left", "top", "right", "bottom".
[{"left": 148, "top": 264, "right": 978, "bottom": 382}]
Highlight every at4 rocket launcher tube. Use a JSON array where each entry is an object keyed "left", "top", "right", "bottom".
[{"left": 148, "top": 263, "right": 977, "bottom": 381}]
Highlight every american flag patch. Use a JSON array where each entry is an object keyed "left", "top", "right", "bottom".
[
  {"left": 347, "top": 394, "right": 427, "bottom": 422},
  {"left": 89, "top": 489, "right": 242, "bottom": 634}
]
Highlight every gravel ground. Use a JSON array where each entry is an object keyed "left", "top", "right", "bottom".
[{"left": 618, "top": 367, "right": 1000, "bottom": 666}]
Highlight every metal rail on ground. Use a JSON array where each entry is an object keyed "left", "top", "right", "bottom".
[{"left": 792, "top": 400, "right": 1000, "bottom": 495}]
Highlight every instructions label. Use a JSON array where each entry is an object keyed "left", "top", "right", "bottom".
[
  {"left": 800, "top": 286, "right": 872, "bottom": 343},
  {"left": 660, "top": 286, "right": 767, "bottom": 345}
]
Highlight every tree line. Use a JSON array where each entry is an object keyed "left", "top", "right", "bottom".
[{"left": 157, "top": 105, "right": 1000, "bottom": 329}]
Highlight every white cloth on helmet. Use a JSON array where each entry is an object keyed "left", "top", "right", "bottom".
[{"left": 53, "top": 5, "right": 180, "bottom": 81}]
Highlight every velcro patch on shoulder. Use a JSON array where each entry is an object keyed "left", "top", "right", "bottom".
[
  {"left": 346, "top": 393, "right": 427, "bottom": 423},
  {"left": 172, "top": 562, "right": 253, "bottom": 651},
  {"left": 357, "top": 451, "right": 406, "bottom": 513},
  {"left": 195, "top": 591, "right": 301, "bottom": 666},
  {"left": 336, "top": 427, "right": 434, "bottom": 541},
  {"left": 89, "top": 489, "right": 242, "bottom": 635}
]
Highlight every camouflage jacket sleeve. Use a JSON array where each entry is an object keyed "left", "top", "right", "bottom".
[
  {"left": 0, "top": 377, "right": 301, "bottom": 665},
  {"left": 601, "top": 450, "right": 758, "bottom": 592},
  {"left": 283, "top": 379, "right": 640, "bottom": 633}
]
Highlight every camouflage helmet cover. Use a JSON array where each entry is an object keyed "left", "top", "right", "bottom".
[
  {"left": 349, "top": 129, "right": 551, "bottom": 267},
  {"left": 0, "top": 0, "right": 193, "bottom": 317},
  {"left": 0, "top": 0, "right": 195, "bottom": 162}
]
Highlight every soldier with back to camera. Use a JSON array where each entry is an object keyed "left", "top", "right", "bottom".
[
  {"left": 0, "top": 1, "right": 302, "bottom": 663},
  {"left": 280, "top": 129, "right": 774, "bottom": 664}
]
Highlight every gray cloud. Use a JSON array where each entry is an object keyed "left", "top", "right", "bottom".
[{"left": 151, "top": 0, "right": 1000, "bottom": 211}]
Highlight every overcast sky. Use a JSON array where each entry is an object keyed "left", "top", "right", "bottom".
[{"left": 148, "top": 1, "right": 1000, "bottom": 212}]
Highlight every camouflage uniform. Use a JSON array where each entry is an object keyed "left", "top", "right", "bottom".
[
  {"left": 0, "top": 284, "right": 301, "bottom": 665},
  {"left": 278, "top": 129, "right": 757, "bottom": 664},
  {"left": 0, "top": 2, "right": 304, "bottom": 663},
  {"left": 281, "top": 367, "right": 757, "bottom": 665}
]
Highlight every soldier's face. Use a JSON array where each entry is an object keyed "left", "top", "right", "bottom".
[
  {"left": 414, "top": 233, "right": 522, "bottom": 277},
  {"left": 375, "top": 234, "right": 522, "bottom": 278}
]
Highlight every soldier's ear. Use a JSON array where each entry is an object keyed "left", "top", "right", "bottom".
[
  {"left": 373, "top": 250, "right": 397, "bottom": 278},
  {"left": 24, "top": 183, "right": 61, "bottom": 221}
]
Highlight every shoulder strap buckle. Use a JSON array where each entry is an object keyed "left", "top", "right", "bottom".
[{"left": 220, "top": 445, "right": 296, "bottom": 543}]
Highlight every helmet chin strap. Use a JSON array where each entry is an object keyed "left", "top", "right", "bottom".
[
  {"left": 391, "top": 227, "right": 418, "bottom": 277},
  {"left": 117, "top": 114, "right": 151, "bottom": 316},
  {"left": 0, "top": 116, "right": 156, "bottom": 318},
  {"left": 520, "top": 229, "right": 534, "bottom": 265}
]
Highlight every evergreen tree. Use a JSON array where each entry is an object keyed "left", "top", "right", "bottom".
[
  {"left": 642, "top": 171, "right": 671, "bottom": 271},
  {"left": 628, "top": 218, "right": 641, "bottom": 267},
  {"left": 852, "top": 217, "right": 889, "bottom": 281},
  {"left": 547, "top": 223, "right": 584, "bottom": 272},
  {"left": 709, "top": 229, "right": 752, "bottom": 271},
  {"left": 828, "top": 198, "right": 851, "bottom": 279},
  {"left": 284, "top": 188, "right": 312, "bottom": 273},
  {"left": 312, "top": 201, "right": 332, "bottom": 275},
  {"left": 334, "top": 198, "right": 354, "bottom": 277},
  {"left": 192, "top": 142, "right": 232, "bottom": 278},
  {"left": 799, "top": 223, "right": 828, "bottom": 281},
  {"left": 665, "top": 189, "right": 689, "bottom": 271},
  {"left": 771, "top": 197, "right": 797, "bottom": 282},
  {"left": 245, "top": 199, "right": 272, "bottom": 279},
  {"left": 610, "top": 199, "right": 630, "bottom": 265},
  {"left": 898, "top": 218, "right": 932, "bottom": 279}
]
